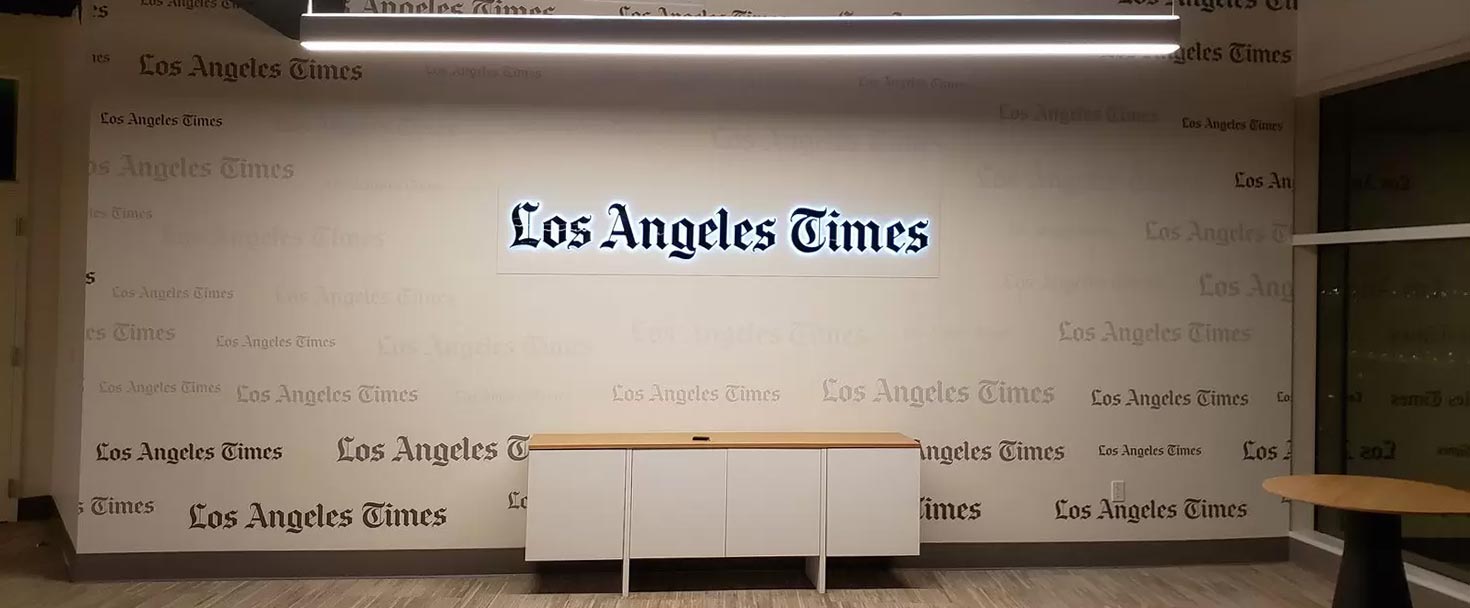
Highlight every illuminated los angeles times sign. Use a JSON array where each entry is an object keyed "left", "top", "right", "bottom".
[{"left": 508, "top": 200, "right": 932, "bottom": 261}]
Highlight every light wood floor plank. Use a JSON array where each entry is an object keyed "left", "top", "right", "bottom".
[{"left": 0, "top": 521, "right": 1331, "bottom": 608}]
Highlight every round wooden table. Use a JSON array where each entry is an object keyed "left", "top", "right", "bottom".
[{"left": 1264, "top": 475, "right": 1470, "bottom": 608}]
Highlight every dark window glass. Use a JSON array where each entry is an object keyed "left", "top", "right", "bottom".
[
  {"left": 1318, "top": 61, "right": 1470, "bottom": 232},
  {"left": 0, "top": 78, "right": 16, "bottom": 182},
  {"left": 1317, "top": 57, "right": 1470, "bottom": 585},
  {"left": 1317, "top": 238, "right": 1470, "bottom": 582}
]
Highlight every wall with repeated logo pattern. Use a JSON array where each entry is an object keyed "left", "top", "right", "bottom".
[{"left": 74, "top": 0, "right": 1297, "bottom": 554}]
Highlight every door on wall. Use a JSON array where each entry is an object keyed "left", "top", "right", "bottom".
[{"left": 0, "top": 76, "right": 21, "bottom": 522}]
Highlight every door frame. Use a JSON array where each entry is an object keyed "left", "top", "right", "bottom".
[{"left": 0, "top": 70, "right": 29, "bottom": 522}]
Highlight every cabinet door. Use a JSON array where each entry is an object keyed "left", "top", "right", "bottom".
[
  {"left": 525, "top": 449, "right": 627, "bottom": 561},
  {"left": 826, "top": 448, "right": 920, "bottom": 556},
  {"left": 629, "top": 449, "right": 727, "bottom": 558},
  {"left": 726, "top": 449, "right": 822, "bottom": 557}
]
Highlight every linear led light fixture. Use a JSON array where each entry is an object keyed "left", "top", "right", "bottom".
[{"left": 299, "top": 14, "right": 1181, "bottom": 57}]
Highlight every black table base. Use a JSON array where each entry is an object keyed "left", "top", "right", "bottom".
[{"left": 1334, "top": 511, "right": 1412, "bottom": 608}]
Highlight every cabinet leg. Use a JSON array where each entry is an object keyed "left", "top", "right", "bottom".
[
  {"left": 810, "top": 449, "right": 827, "bottom": 594},
  {"left": 805, "top": 555, "right": 826, "bottom": 593},
  {"left": 621, "top": 449, "right": 631, "bottom": 597}
]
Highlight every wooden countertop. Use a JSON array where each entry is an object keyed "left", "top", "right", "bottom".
[
  {"left": 1264, "top": 475, "right": 1470, "bottom": 516},
  {"left": 529, "top": 432, "right": 919, "bottom": 450}
]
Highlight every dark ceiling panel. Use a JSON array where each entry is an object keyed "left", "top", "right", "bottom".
[
  {"left": 1, "top": 0, "right": 80, "bottom": 17},
  {"left": 233, "top": 0, "right": 345, "bottom": 40}
]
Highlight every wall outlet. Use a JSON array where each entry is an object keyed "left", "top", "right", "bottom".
[{"left": 1110, "top": 480, "right": 1126, "bottom": 503}]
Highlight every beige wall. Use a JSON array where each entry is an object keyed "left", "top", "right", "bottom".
[
  {"left": 1297, "top": 0, "right": 1470, "bottom": 95},
  {"left": 0, "top": 14, "right": 66, "bottom": 499},
  {"left": 0, "top": 14, "right": 85, "bottom": 539},
  {"left": 52, "top": 13, "right": 88, "bottom": 541},
  {"left": 72, "top": 1, "right": 1297, "bottom": 554},
  {"left": 1288, "top": 94, "right": 1316, "bottom": 534}
]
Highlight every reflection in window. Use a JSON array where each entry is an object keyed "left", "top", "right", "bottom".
[
  {"left": 1318, "top": 240, "right": 1470, "bottom": 580},
  {"left": 1318, "top": 61, "right": 1470, "bottom": 232},
  {"left": 1316, "top": 58, "right": 1470, "bottom": 584}
]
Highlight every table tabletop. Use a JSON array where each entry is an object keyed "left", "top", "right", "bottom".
[
  {"left": 529, "top": 431, "right": 919, "bottom": 450},
  {"left": 1264, "top": 475, "right": 1470, "bottom": 515}
]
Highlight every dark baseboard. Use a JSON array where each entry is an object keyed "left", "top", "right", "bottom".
[
  {"left": 54, "top": 517, "right": 79, "bottom": 576},
  {"left": 898, "top": 537, "right": 1286, "bottom": 569},
  {"left": 66, "top": 537, "right": 1286, "bottom": 582},
  {"left": 1290, "top": 536, "right": 1470, "bottom": 608},
  {"left": 17, "top": 495, "right": 58, "bottom": 521},
  {"left": 68, "top": 547, "right": 532, "bottom": 581},
  {"left": 1404, "top": 538, "right": 1470, "bottom": 565}
]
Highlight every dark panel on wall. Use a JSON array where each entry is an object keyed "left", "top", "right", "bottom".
[{"left": 0, "top": 78, "right": 15, "bottom": 181}]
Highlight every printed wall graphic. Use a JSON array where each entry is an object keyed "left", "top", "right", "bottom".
[
  {"left": 495, "top": 167, "right": 942, "bottom": 277},
  {"left": 78, "top": 0, "right": 1295, "bottom": 553}
]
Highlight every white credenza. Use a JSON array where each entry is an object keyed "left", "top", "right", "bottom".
[{"left": 525, "top": 432, "right": 920, "bottom": 594}]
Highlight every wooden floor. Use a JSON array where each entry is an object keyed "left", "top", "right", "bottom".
[{"left": 0, "top": 520, "right": 1334, "bottom": 608}]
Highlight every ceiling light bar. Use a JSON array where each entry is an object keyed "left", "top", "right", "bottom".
[{"left": 299, "top": 14, "right": 1181, "bottom": 57}]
